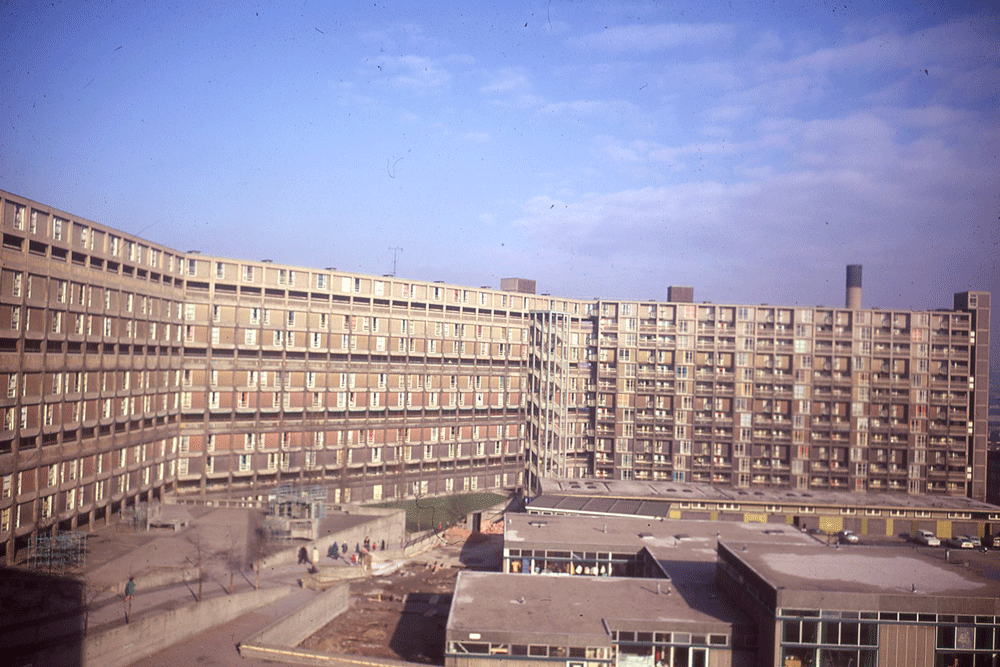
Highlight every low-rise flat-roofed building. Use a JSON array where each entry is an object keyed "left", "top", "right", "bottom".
[
  {"left": 448, "top": 514, "right": 1000, "bottom": 667},
  {"left": 717, "top": 540, "right": 1000, "bottom": 666},
  {"left": 529, "top": 478, "right": 1000, "bottom": 544},
  {"left": 447, "top": 571, "right": 756, "bottom": 667},
  {"left": 502, "top": 512, "right": 816, "bottom": 577}
]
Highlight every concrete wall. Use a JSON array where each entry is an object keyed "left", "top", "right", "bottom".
[
  {"left": 97, "top": 565, "right": 200, "bottom": 599},
  {"left": 240, "top": 644, "right": 415, "bottom": 666},
  {"left": 83, "top": 585, "right": 293, "bottom": 667},
  {"left": 256, "top": 506, "right": 406, "bottom": 571},
  {"left": 326, "top": 506, "right": 406, "bottom": 556},
  {"left": 250, "top": 582, "right": 349, "bottom": 647}
]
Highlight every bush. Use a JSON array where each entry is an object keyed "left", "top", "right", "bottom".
[{"left": 373, "top": 492, "right": 507, "bottom": 533}]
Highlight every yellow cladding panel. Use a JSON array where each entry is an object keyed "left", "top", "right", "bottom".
[{"left": 818, "top": 516, "right": 844, "bottom": 534}]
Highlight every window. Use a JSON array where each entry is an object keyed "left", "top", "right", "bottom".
[{"left": 11, "top": 204, "right": 25, "bottom": 230}]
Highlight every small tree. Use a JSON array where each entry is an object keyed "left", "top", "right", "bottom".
[
  {"left": 78, "top": 579, "right": 103, "bottom": 635},
  {"left": 224, "top": 531, "right": 243, "bottom": 595},
  {"left": 185, "top": 530, "right": 207, "bottom": 602}
]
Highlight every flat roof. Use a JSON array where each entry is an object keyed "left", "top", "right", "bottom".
[
  {"left": 447, "top": 571, "right": 751, "bottom": 646},
  {"left": 720, "top": 541, "right": 1000, "bottom": 614},
  {"left": 535, "top": 478, "right": 1000, "bottom": 514},
  {"left": 505, "top": 513, "right": 814, "bottom": 561}
]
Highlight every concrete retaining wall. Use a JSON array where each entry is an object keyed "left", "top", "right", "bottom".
[
  {"left": 404, "top": 528, "right": 444, "bottom": 557},
  {"left": 250, "top": 581, "right": 349, "bottom": 647},
  {"left": 98, "top": 565, "right": 201, "bottom": 599},
  {"left": 83, "top": 585, "right": 293, "bottom": 667},
  {"left": 238, "top": 644, "right": 415, "bottom": 666},
  {"left": 256, "top": 506, "right": 406, "bottom": 571}
]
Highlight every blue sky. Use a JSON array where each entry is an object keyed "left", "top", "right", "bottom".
[{"left": 2, "top": 1, "right": 997, "bottom": 368}]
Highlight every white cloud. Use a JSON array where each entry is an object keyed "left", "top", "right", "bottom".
[
  {"left": 480, "top": 66, "right": 545, "bottom": 109},
  {"left": 507, "top": 99, "right": 996, "bottom": 306},
  {"left": 481, "top": 67, "right": 531, "bottom": 94},
  {"left": 463, "top": 131, "right": 490, "bottom": 143},
  {"left": 380, "top": 54, "right": 452, "bottom": 91},
  {"left": 536, "top": 99, "right": 649, "bottom": 128},
  {"left": 570, "top": 23, "right": 733, "bottom": 52}
]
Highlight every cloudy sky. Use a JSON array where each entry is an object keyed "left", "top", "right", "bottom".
[{"left": 2, "top": 1, "right": 997, "bottom": 366}]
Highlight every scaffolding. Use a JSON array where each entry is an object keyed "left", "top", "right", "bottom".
[
  {"left": 26, "top": 532, "right": 87, "bottom": 572},
  {"left": 265, "top": 484, "right": 328, "bottom": 541},
  {"left": 120, "top": 502, "right": 150, "bottom": 531}
]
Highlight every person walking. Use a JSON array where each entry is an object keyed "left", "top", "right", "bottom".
[{"left": 124, "top": 576, "right": 136, "bottom": 623}]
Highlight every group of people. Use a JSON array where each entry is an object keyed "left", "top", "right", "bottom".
[
  {"left": 311, "top": 536, "right": 389, "bottom": 566},
  {"left": 329, "top": 536, "right": 388, "bottom": 564}
]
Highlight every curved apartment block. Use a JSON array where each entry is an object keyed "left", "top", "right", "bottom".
[{"left": 0, "top": 190, "right": 992, "bottom": 562}]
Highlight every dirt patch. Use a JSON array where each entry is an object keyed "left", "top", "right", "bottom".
[
  {"left": 300, "top": 528, "right": 504, "bottom": 664},
  {"left": 299, "top": 560, "right": 460, "bottom": 664}
]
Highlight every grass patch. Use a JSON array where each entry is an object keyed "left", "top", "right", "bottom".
[{"left": 373, "top": 492, "right": 507, "bottom": 533}]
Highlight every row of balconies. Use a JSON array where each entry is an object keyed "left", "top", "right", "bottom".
[
  {"left": 4, "top": 473, "right": 170, "bottom": 540},
  {"left": 2, "top": 238, "right": 186, "bottom": 291}
]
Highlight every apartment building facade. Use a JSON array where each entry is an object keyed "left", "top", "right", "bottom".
[
  {"left": 585, "top": 294, "right": 991, "bottom": 500},
  {"left": 0, "top": 189, "right": 992, "bottom": 563}
]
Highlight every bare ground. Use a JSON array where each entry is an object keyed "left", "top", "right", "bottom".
[{"left": 300, "top": 530, "right": 502, "bottom": 665}]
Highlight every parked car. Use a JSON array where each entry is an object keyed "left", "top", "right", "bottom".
[
  {"left": 838, "top": 530, "right": 860, "bottom": 544},
  {"left": 948, "top": 535, "right": 974, "bottom": 549},
  {"left": 915, "top": 529, "right": 941, "bottom": 546},
  {"left": 962, "top": 535, "right": 982, "bottom": 549},
  {"left": 991, "top": 535, "right": 1000, "bottom": 549}
]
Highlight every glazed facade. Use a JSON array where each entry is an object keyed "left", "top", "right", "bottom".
[{"left": 0, "top": 190, "right": 991, "bottom": 562}]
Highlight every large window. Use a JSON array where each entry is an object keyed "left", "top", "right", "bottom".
[
  {"left": 937, "top": 623, "right": 1000, "bottom": 666},
  {"left": 780, "top": 614, "right": 878, "bottom": 667}
]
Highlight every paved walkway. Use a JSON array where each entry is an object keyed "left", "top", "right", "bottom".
[
  {"left": 7, "top": 508, "right": 466, "bottom": 666},
  {"left": 127, "top": 534, "right": 468, "bottom": 667},
  {"left": 5, "top": 507, "right": 402, "bottom": 666},
  {"left": 78, "top": 507, "right": 402, "bottom": 629},
  {"left": 127, "top": 586, "right": 320, "bottom": 667}
]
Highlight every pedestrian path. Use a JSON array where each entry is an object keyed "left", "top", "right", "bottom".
[
  {"left": 84, "top": 560, "right": 307, "bottom": 632},
  {"left": 8, "top": 504, "right": 420, "bottom": 666}
]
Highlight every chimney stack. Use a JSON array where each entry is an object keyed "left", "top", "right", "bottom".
[{"left": 846, "top": 265, "right": 862, "bottom": 309}]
